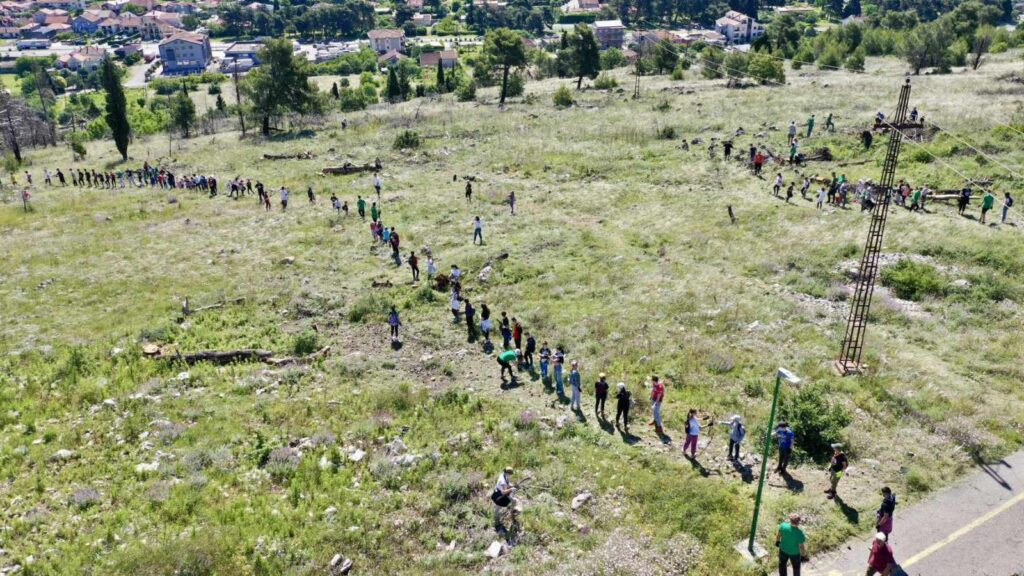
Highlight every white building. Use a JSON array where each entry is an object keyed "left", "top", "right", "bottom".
[
  {"left": 159, "top": 31, "right": 212, "bottom": 75},
  {"left": 714, "top": 10, "right": 764, "bottom": 45},
  {"left": 367, "top": 28, "right": 405, "bottom": 54}
]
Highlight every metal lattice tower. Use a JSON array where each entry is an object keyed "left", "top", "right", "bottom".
[{"left": 835, "top": 79, "right": 912, "bottom": 376}]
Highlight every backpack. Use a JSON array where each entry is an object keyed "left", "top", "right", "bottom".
[{"left": 1008, "top": 196, "right": 1015, "bottom": 207}]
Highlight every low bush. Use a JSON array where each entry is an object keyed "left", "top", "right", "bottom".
[
  {"left": 393, "top": 130, "right": 421, "bottom": 150},
  {"left": 779, "top": 384, "right": 851, "bottom": 461},
  {"left": 881, "top": 259, "right": 946, "bottom": 301},
  {"left": 553, "top": 85, "right": 573, "bottom": 108}
]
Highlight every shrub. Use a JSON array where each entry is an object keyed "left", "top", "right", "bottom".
[
  {"left": 779, "top": 384, "right": 851, "bottom": 461},
  {"left": 657, "top": 126, "right": 676, "bottom": 140},
  {"left": 593, "top": 73, "right": 618, "bottom": 89},
  {"left": 506, "top": 73, "right": 525, "bottom": 98},
  {"left": 393, "top": 130, "right": 421, "bottom": 150},
  {"left": 292, "top": 329, "right": 319, "bottom": 355},
  {"left": 456, "top": 80, "right": 476, "bottom": 102},
  {"left": 349, "top": 293, "right": 389, "bottom": 323},
  {"left": 553, "top": 85, "right": 573, "bottom": 108},
  {"left": 439, "top": 471, "right": 472, "bottom": 503},
  {"left": 670, "top": 66, "right": 685, "bottom": 81},
  {"left": 208, "top": 83, "right": 221, "bottom": 95},
  {"left": 881, "top": 259, "right": 946, "bottom": 301},
  {"left": 265, "top": 447, "right": 300, "bottom": 483}
]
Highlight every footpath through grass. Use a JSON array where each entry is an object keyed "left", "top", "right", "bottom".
[{"left": 1, "top": 54, "right": 1024, "bottom": 575}]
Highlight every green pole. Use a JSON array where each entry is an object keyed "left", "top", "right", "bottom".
[{"left": 748, "top": 371, "right": 783, "bottom": 554}]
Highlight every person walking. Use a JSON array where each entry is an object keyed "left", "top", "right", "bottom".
[
  {"left": 594, "top": 373, "right": 609, "bottom": 418},
  {"left": 865, "top": 532, "right": 895, "bottom": 576},
  {"left": 825, "top": 443, "right": 848, "bottom": 499},
  {"left": 776, "top": 513, "right": 808, "bottom": 576},
  {"left": 876, "top": 487, "right": 896, "bottom": 537},
  {"left": 553, "top": 347, "right": 566, "bottom": 396},
  {"left": 370, "top": 202, "right": 379, "bottom": 223},
  {"left": 357, "top": 195, "right": 366, "bottom": 220},
  {"left": 523, "top": 332, "right": 536, "bottom": 366},
  {"left": 1001, "top": 192, "right": 1014, "bottom": 224},
  {"left": 497, "top": 348, "right": 518, "bottom": 382},
  {"left": 450, "top": 290, "right": 462, "bottom": 323},
  {"left": 464, "top": 298, "right": 476, "bottom": 339},
  {"left": 280, "top": 187, "right": 289, "bottom": 211},
  {"left": 373, "top": 171, "right": 382, "bottom": 199},
  {"left": 473, "top": 216, "right": 483, "bottom": 245},
  {"left": 816, "top": 187, "right": 827, "bottom": 210},
  {"left": 508, "top": 191, "right": 516, "bottom": 215},
  {"left": 723, "top": 140, "right": 733, "bottom": 159},
  {"left": 465, "top": 180, "right": 472, "bottom": 202},
  {"left": 773, "top": 173, "right": 784, "bottom": 197},
  {"left": 480, "top": 303, "right": 492, "bottom": 342},
  {"left": 719, "top": 415, "right": 745, "bottom": 461},
  {"left": 331, "top": 194, "right": 341, "bottom": 212},
  {"left": 307, "top": 186, "right": 316, "bottom": 204},
  {"left": 388, "top": 307, "right": 401, "bottom": 342},
  {"left": 806, "top": 114, "right": 816, "bottom": 138},
  {"left": 408, "top": 252, "right": 420, "bottom": 281},
  {"left": 958, "top": 187, "right": 971, "bottom": 215},
  {"left": 614, "top": 382, "right": 631, "bottom": 431},
  {"left": 499, "top": 312, "right": 511, "bottom": 348},
  {"left": 539, "top": 342, "right": 551, "bottom": 380},
  {"left": 825, "top": 112, "right": 835, "bottom": 132},
  {"left": 981, "top": 190, "right": 995, "bottom": 224},
  {"left": 426, "top": 256, "right": 437, "bottom": 282},
  {"left": 788, "top": 121, "right": 797, "bottom": 141},
  {"left": 450, "top": 264, "right": 462, "bottom": 285},
  {"left": 650, "top": 376, "right": 665, "bottom": 436},
  {"left": 789, "top": 139, "right": 799, "bottom": 164},
  {"left": 754, "top": 151, "right": 765, "bottom": 176},
  {"left": 774, "top": 422, "right": 795, "bottom": 474},
  {"left": 568, "top": 361, "right": 582, "bottom": 411},
  {"left": 683, "top": 409, "right": 700, "bottom": 458}
]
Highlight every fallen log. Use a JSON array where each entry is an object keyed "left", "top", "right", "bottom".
[
  {"left": 182, "top": 296, "right": 246, "bottom": 317},
  {"left": 322, "top": 160, "right": 383, "bottom": 175},
  {"left": 263, "top": 151, "right": 315, "bottom": 160},
  {"left": 177, "top": 349, "right": 273, "bottom": 365}
]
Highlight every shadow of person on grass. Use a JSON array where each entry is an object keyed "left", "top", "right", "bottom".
[
  {"left": 686, "top": 455, "right": 711, "bottom": 478},
  {"left": 500, "top": 377, "right": 524, "bottom": 391},
  {"left": 731, "top": 460, "right": 755, "bottom": 483},
  {"left": 597, "top": 415, "right": 614, "bottom": 434},
  {"left": 390, "top": 340, "right": 403, "bottom": 351},
  {"left": 482, "top": 340, "right": 494, "bottom": 354},
  {"left": 779, "top": 470, "right": 804, "bottom": 492},
  {"left": 617, "top": 425, "right": 641, "bottom": 445},
  {"left": 833, "top": 494, "right": 860, "bottom": 525}
]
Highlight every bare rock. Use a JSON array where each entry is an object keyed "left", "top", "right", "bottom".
[
  {"left": 571, "top": 491, "right": 592, "bottom": 510},
  {"left": 485, "top": 540, "right": 505, "bottom": 559},
  {"left": 50, "top": 449, "right": 75, "bottom": 462}
]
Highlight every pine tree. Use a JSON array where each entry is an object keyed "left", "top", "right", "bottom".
[
  {"left": 170, "top": 86, "right": 196, "bottom": 138},
  {"left": 216, "top": 93, "right": 226, "bottom": 111},
  {"left": 386, "top": 67, "right": 401, "bottom": 102},
  {"left": 331, "top": 82, "right": 340, "bottom": 99},
  {"left": 99, "top": 57, "right": 129, "bottom": 161}
]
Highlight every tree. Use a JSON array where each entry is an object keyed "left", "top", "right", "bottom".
[
  {"left": 565, "top": 24, "right": 601, "bottom": 89},
  {"left": 843, "top": 0, "right": 862, "bottom": 17},
  {"left": 845, "top": 46, "right": 866, "bottom": 71},
  {"left": 386, "top": 67, "right": 402, "bottom": 102},
  {"left": 900, "top": 21, "right": 952, "bottom": 75},
  {"left": 971, "top": 25, "right": 995, "bottom": 70},
  {"left": 600, "top": 48, "right": 627, "bottom": 70},
  {"left": 170, "top": 87, "right": 196, "bottom": 137},
  {"left": 331, "top": 82, "right": 340, "bottom": 99},
  {"left": 826, "top": 0, "right": 843, "bottom": 19},
  {"left": 242, "top": 38, "right": 319, "bottom": 135},
  {"left": 99, "top": 57, "right": 129, "bottom": 161},
  {"left": 653, "top": 38, "right": 679, "bottom": 74},
  {"left": 481, "top": 28, "right": 527, "bottom": 105},
  {"left": 216, "top": 93, "right": 226, "bottom": 111},
  {"left": 702, "top": 47, "right": 725, "bottom": 79},
  {"left": 747, "top": 52, "right": 785, "bottom": 83},
  {"left": 723, "top": 51, "right": 748, "bottom": 86},
  {"left": 436, "top": 64, "right": 446, "bottom": 93}
]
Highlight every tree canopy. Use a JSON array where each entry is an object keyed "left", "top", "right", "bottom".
[{"left": 242, "top": 38, "right": 320, "bottom": 135}]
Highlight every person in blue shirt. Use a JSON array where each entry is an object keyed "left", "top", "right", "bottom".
[{"left": 773, "top": 421, "right": 795, "bottom": 474}]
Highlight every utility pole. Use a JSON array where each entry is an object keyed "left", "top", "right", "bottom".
[{"left": 835, "top": 79, "right": 912, "bottom": 375}]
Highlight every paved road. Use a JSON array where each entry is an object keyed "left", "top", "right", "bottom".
[{"left": 807, "top": 450, "right": 1024, "bottom": 576}]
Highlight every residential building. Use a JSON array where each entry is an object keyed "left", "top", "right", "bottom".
[
  {"left": 407, "top": 0, "right": 422, "bottom": 7},
  {"left": 0, "top": 25, "right": 18, "bottom": 37},
  {"left": 593, "top": 19, "right": 624, "bottom": 50},
  {"left": 560, "top": 0, "right": 600, "bottom": 13},
  {"left": 224, "top": 40, "right": 261, "bottom": 64},
  {"left": 377, "top": 49, "right": 405, "bottom": 65},
  {"left": 100, "top": 0, "right": 129, "bottom": 10},
  {"left": 714, "top": 10, "right": 763, "bottom": 44},
  {"left": 99, "top": 12, "right": 143, "bottom": 35},
  {"left": 57, "top": 45, "right": 106, "bottom": 71},
  {"left": 127, "top": 0, "right": 158, "bottom": 10},
  {"left": 367, "top": 28, "right": 404, "bottom": 54},
  {"left": 146, "top": 10, "right": 183, "bottom": 28},
  {"left": 158, "top": 30, "right": 211, "bottom": 74},
  {"left": 33, "top": 8, "right": 67, "bottom": 24},
  {"left": 34, "top": 0, "right": 86, "bottom": 9},
  {"left": 773, "top": 5, "right": 816, "bottom": 15},
  {"left": 140, "top": 14, "right": 180, "bottom": 40},
  {"left": 674, "top": 28, "right": 726, "bottom": 46},
  {"left": 160, "top": 2, "right": 197, "bottom": 13},
  {"left": 411, "top": 12, "right": 432, "bottom": 27},
  {"left": 73, "top": 9, "right": 112, "bottom": 34},
  {"left": 636, "top": 29, "right": 684, "bottom": 49},
  {"left": 418, "top": 49, "right": 456, "bottom": 69}
]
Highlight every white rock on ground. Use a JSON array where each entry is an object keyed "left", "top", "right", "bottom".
[
  {"left": 50, "top": 449, "right": 75, "bottom": 462},
  {"left": 135, "top": 462, "right": 159, "bottom": 474},
  {"left": 485, "top": 540, "right": 505, "bottom": 559},
  {"left": 571, "top": 492, "right": 592, "bottom": 510},
  {"left": 349, "top": 449, "right": 366, "bottom": 463}
]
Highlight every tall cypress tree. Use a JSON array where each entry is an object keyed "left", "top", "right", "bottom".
[
  {"left": 100, "top": 57, "right": 130, "bottom": 161},
  {"left": 386, "top": 67, "right": 401, "bottom": 102},
  {"left": 436, "top": 63, "right": 446, "bottom": 93}
]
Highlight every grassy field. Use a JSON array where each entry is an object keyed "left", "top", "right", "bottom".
[{"left": 2, "top": 52, "right": 1024, "bottom": 575}]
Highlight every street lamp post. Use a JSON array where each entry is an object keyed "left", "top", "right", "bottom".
[{"left": 747, "top": 367, "right": 801, "bottom": 556}]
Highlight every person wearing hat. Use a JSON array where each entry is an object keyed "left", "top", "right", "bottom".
[
  {"left": 719, "top": 415, "right": 746, "bottom": 461},
  {"left": 594, "top": 373, "right": 609, "bottom": 418},
  {"left": 568, "top": 360, "right": 582, "bottom": 411},
  {"left": 826, "top": 443, "right": 848, "bottom": 499},
  {"left": 491, "top": 466, "right": 518, "bottom": 527},
  {"left": 773, "top": 422, "right": 795, "bottom": 474},
  {"left": 866, "top": 531, "right": 894, "bottom": 576},
  {"left": 876, "top": 486, "right": 896, "bottom": 537},
  {"left": 776, "top": 513, "right": 807, "bottom": 576},
  {"left": 615, "top": 383, "right": 631, "bottom": 431}
]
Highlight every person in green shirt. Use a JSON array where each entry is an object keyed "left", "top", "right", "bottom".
[
  {"left": 357, "top": 196, "right": 366, "bottom": 220},
  {"left": 497, "top": 349, "right": 518, "bottom": 382},
  {"left": 825, "top": 112, "right": 834, "bottom": 132},
  {"left": 370, "top": 202, "right": 380, "bottom": 223},
  {"left": 776, "top": 513, "right": 807, "bottom": 576},
  {"left": 910, "top": 188, "right": 922, "bottom": 212},
  {"left": 981, "top": 191, "right": 995, "bottom": 224},
  {"left": 806, "top": 114, "right": 815, "bottom": 138}
]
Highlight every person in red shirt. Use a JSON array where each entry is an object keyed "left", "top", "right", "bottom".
[
  {"left": 512, "top": 319, "right": 523, "bottom": 350},
  {"left": 865, "top": 532, "right": 894, "bottom": 576},
  {"left": 650, "top": 376, "right": 665, "bottom": 436},
  {"left": 753, "top": 152, "right": 765, "bottom": 176}
]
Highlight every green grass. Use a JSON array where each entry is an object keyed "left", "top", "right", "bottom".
[{"left": 2, "top": 52, "right": 1024, "bottom": 575}]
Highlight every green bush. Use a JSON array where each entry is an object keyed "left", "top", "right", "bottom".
[
  {"left": 393, "top": 130, "right": 421, "bottom": 150},
  {"left": 553, "top": 85, "right": 573, "bottom": 108},
  {"left": 657, "top": 125, "right": 676, "bottom": 140},
  {"left": 348, "top": 293, "right": 388, "bottom": 323},
  {"left": 439, "top": 471, "right": 473, "bottom": 503},
  {"left": 292, "top": 329, "right": 319, "bottom": 355},
  {"left": 670, "top": 66, "right": 685, "bottom": 81},
  {"left": 456, "top": 80, "right": 476, "bottom": 102},
  {"left": 779, "top": 384, "right": 851, "bottom": 461},
  {"left": 506, "top": 73, "right": 525, "bottom": 98},
  {"left": 593, "top": 73, "right": 618, "bottom": 89},
  {"left": 880, "top": 259, "right": 946, "bottom": 301}
]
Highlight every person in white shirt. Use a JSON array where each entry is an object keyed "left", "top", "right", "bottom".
[
  {"left": 491, "top": 467, "right": 518, "bottom": 527},
  {"left": 683, "top": 408, "right": 700, "bottom": 458},
  {"left": 473, "top": 216, "right": 483, "bottom": 245},
  {"left": 816, "top": 187, "right": 827, "bottom": 210},
  {"left": 450, "top": 290, "right": 461, "bottom": 322},
  {"left": 373, "top": 172, "right": 382, "bottom": 199},
  {"left": 450, "top": 264, "right": 461, "bottom": 284},
  {"left": 773, "top": 173, "right": 784, "bottom": 197},
  {"left": 279, "top": 187, "right": 289, "bottom": 211},
  {"left": 427, "top": 257, "right": 437, "bottom": 280}
]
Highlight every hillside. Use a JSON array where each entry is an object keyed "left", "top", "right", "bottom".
[{"left": 2, "top": 54, "right": 1024, "bottom": 575}]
